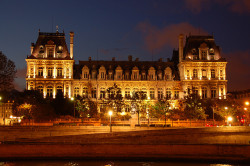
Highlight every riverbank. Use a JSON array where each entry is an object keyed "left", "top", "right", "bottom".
[{"left": 0, "top": 144, "right": 249, "bottom": 162}]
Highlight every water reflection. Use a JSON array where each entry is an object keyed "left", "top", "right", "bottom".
[{"left": 0, "top": 160, "right": 246, "bottom": 166}]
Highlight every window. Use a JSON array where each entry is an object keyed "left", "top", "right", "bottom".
[
  {"left": 125, "top": 105, "right": 130, "bottom": 112},
  {"left": 48, "top": 67, "right": 53, "bottom": 77},
  {"left": 158, "top": 88, "right": 163, "bottom": 99},
  {"left": 166, "top": 89, "right": 171, "bottom": 99},
  {"left": 202, "top": 69, "right": 207, "bottom": 78},
  {"left": 108, "top": 73, "right": 113, "bottom": 80},
  {"left": 101, "top": 72, "right": 105, "bottom": 79},
  {"left": 158, "top": 73, "right": 162, "bottom": 80},
  {"left": 210, "top": 69, "right": 215, "bottom": 78},
  {"left": 133, "top": 72, "right": 138, "bottom": 80},
  {"left": 83, "top": 72, "right": 88, "bottom": 79},
  {"left": 57, "top": 68, "right": 62, "bottom": 77},
  {"left": 150, "top": 88, "right": 155, "bottom": 99},
  {"left": 125, "top": 88, "right": 130, "bottom": 98},
  {"left": 37, "top": 86, "right": 43, "bottom": 94},
  {"left": 82, "top": 87, "right": 88, "bottom": 98},
  {"left": 48, "top": 49, "right": 53, "bottom": 58},
  {"left": 220, "top": 70, "right": 223, "bottom": 79},
  {"left": 211, "top": 88, "right": 216, "bottom": 98},
  {"left": 142, "top": 73, "right": 146, "bottom": 80},
  {"left": 38, "top": 67, "right": 43, "bottom": 76},
  {"left": 187, "top": 70, "right": 190, "bottom": 77},
  {"left": 202, "top": 87, "right": 207, "bottom": 99},
  {"left": 125, "top": 72, "right": 130, "bottom": 80},
  {"left": 100, "top": 88, "right": 105, "bottom": 99},
  {"left": 47, "top": 86, "right": 53, "bottom": 97},
  {"left": 56, "top": 86, "right": 63, "bottom": 93},
  {"left": 193, "top": 69, "right": 198, "bottom": 78},
  {"left": 174, "top": 90, "right": 179, "bottom": 99},
  {"left": 91, "top": 88, "right": 96, "bottom": 98},
  {"left": 193, "top": 86, "right": 198, "bottom": 95},
  {"left": 201, "top": 50, "right": 207, "bottom": 60},
  {"left": 74, "top": 87, "right": 79, "bottom": 97}
]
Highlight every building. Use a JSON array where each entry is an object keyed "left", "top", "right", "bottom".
[
  {"left": 0, "top": 102, "right": 14, "bottom": 125},
  {"left": 26, "top": 31, "right": 227, "bottom": 112}
]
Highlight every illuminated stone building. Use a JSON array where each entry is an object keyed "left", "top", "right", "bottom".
[{"left": 26, "top": 31, "right": 227, "bottom": 111}]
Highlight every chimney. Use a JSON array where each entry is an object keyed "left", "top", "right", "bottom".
[
  {"left": 88, "top": 57, "right": 92, "bottom": 61},
  {"left": 158, "top": 58, "right": 163, "bottom": 62},
  {"left": 112, "top": 57, "right": 115, "bottom": 61},
  {"left": 179, "top": 34, "right": 184, "bottom": 62},
  {"left": 135, "top": 58, "right": 139, "bottom": 62},
  {"left": 128, "top": 55, "right": 132, "bottom": 61},
  {"left": 70, "top": 31, "right": 74, "bottom": 59},
  {"left": 30, "top": 43, "right": 34, "bottom": 55}
]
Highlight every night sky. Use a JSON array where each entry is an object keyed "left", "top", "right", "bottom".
[{"left": 0, "top": 0, "right": 249, "bottom": 91}]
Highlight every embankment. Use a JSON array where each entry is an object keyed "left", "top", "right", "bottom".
[{"left": 0, "top": 144, "right": 249, "bottom": 162}]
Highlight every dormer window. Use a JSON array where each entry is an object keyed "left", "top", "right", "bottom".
[
  {"left": 48, "top": 48, "right": 53, "bottom": 58},
  {"left": 58, "top": 46, "right": 63, "bottom": 51},
  {"left": 209, "top": 48, "right": 214, "bottom": 54},
  {"left": 201, "top": 50, "right": 207, "bottom": 60},
  {"left": 39, "top": 45, "right": 44, "bottom": 53},
  {"left": 101, "top": 72, "right": 105, "bottom": 79}
]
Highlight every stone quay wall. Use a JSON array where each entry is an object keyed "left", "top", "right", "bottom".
[{"left": 0, "top": 144, "right": 249, "bottom": 162}]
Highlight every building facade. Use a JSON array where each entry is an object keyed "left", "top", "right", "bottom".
[{"left": 26, "top": 31, "right": 227, "bottom": 111}]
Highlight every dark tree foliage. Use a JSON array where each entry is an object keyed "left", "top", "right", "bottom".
[
  {"left": 103, "top": 83, "right": 124, "bottom": 113},
  {"left": 0, "top": 51, "right": 16, "bottom": 91},
  {"left": 51, "top": 91, "right": 74, "bottom": 116},
  {"left": 11, "top": 90, "right": 55, "bottom": 121},
  {"left": 74, "top": 95, "right": 98, "bottom": 118},
  {"left": 184, "top": 93, "right": 206, "bottom": 120}
]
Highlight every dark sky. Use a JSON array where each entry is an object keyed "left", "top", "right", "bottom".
[{"left": 0, "top": 0, "right": 249, "bottom": 91}]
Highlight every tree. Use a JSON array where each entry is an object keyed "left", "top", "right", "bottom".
[
  {"left": 51, "top": 91, "right": 74, "bottom": 116},
  {"left": 184, "top": 93, "right": 207, "bottom": 121},
  {"left": 131, "top": 90, "right": 147, "bottom": 125},
  {"left": 76, "top": 96, "right": 98, "bottom": 118},
  {"left": 0, "top": 51, "right": 16, "bottom": 91},
  {"left": 103, "top": 83, "right": 124, "bottom": 114}
]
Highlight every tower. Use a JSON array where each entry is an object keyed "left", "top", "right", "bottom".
[{"left": 26, "top": 30, "right": 75, "bottom": 98}]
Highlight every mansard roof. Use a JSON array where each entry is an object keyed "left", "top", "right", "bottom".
[
  {"left": 73, "top": 57, "right": 179, "bottom": 80},
  {"left": 30, "top": 31, "right": 70, "bottom": 59},
  {"left": 183, "top": 35, "right": 221, "bottom": 60}
]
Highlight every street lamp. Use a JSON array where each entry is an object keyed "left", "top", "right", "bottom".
[
  {"left": 108, "top": 110, "right": 113, "bottom": 132},
  {"left": 71, "top": 97, "right": 76, "bottom": 119},
  {"left": 227, "top": 116, "right": 232, "bottom": 126},
  {"left": 245, "top": 101, "right": 249, "bottom": 106}
]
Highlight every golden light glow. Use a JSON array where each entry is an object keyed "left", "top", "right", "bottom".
[
  {"left": 245, "top": 101, "right": 249, "bottom": 106},
  {"left": 227, "top": 116, "right": 232, "bottom": 122},
  {"left": 108, "top": 110, "right": 113, "bottom": 116},
  {"left": 225, "top": 107, "right": 228, "bottom": 110}
]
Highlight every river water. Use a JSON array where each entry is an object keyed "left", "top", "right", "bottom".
[{"left": 0, "top": 160, "right": 247, "bottom": 166}]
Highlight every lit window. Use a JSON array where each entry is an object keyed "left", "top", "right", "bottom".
[
  {"left": 158, "top": 88, "right": 163, "bottom": 99},
  {"left": 57, "top": 68, "right": 62, "bottom": 77},
  {"left": 125, "top": 88, "right": 130, "bottom": 98},
  {"left": 74, "top": 87, "right": 79, "bottom": 97},
  {"left": 47, "top": 86, "right": 53, "bottom": 97},
  {"left": 48, "top": 67, "right": 53, "bottom": 77},
  {"left": 166, "top": 89, "right": 171, "bottom": 99},
  {"left": 193, "top": 69, "right": 198, "bottom": 78},
  {"left": 202, "top": 87, "right": 207, "bottom": 99},
  {"left": 150, "top": 88, "right": 155, "bottom": 99},
  {"left": 82, "top": 87, "right": 88, "bottom": 98},
  {"left": 38, "top": 67, "right": 43, "bottom": 76},
  {"left": 174, "top": 90, "right": 179, "bottom": 99},
  {"left": 211, "top": 69, "right": 215, "bottom": 78}
]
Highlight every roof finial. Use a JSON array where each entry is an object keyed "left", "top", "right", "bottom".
[
  {"left": 38, "top": 28, "right": 40, "bottom": 33},
  {"left": 56, "top": 25, "right": 59, "bottom": 32}
]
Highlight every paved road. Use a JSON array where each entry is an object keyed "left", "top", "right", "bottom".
[{"left": 0, "top": 126, "right": 250, "bottom": 145}]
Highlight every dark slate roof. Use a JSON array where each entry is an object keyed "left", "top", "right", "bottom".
[
  {"left": 183, "top": 35, "right": 220, "bottom": 59},
  {"left": 73, "top": 58, "right": 179, "bottom": 80},
  {"left": 30, "top": 32, "right": 70, "bottom": 59}
]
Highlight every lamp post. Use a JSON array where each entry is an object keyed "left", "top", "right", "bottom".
[
  {"left": 108, "top": 110, "right": 113, "bottom": 132},
  {"left": 71, "top": 97, "right": 75, "bottom": 119},
  {"left": 227, "top": 116, "right": 232, "bottom": 126}
]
